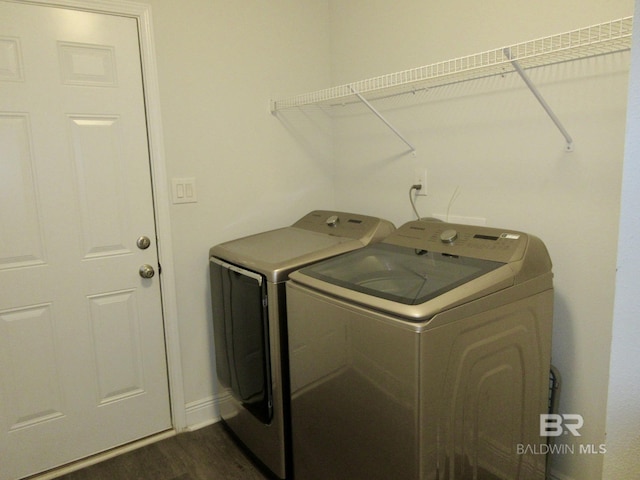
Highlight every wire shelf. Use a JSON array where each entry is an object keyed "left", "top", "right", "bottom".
[{"left": 271, "top": 16, "right": 633, "bottom": 111}]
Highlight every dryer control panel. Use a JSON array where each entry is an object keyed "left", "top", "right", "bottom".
[{"left": 292, "top": 210, "right": 395, "bottom": 243}]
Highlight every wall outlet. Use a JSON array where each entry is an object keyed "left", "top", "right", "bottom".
[{"left": 413, "top": 168, "right": 427, "bottom": 196}]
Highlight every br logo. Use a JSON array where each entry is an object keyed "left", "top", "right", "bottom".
[{"left": 540, "top": 414, "right": 584, "bottom": 437}]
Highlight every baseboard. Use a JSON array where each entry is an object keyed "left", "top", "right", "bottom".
[{"left": 184, "top": 392, "right": 230, "bottom": 431}]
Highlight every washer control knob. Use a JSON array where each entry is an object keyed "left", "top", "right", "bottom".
[
  {"left": 440, "top": 229, "right": 458, "bottom": 244},
  {"left": 326, "top": 215, "right": 339, "bottom": 227}
]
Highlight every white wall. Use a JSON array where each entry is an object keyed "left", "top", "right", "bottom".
[
  {"left": 322, "top": 1, "right": 633, "bottom": 480},
  {"left": 141, "top": 1, "right": 637, "bottom": 478},
  {"left": 603, "top": 0, "right": 640, "bottom": 477},
  {"left": 145, "top": 0, "right": 334, "bottom": 424}
]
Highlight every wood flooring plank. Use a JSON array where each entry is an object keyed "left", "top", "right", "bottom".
[{"left": 170, "top": 425, "right": 269, "bottom": 480}]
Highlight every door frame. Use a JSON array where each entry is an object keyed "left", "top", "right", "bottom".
[{"left": 7, "top": 0, "right": 186, "bottom": 431}]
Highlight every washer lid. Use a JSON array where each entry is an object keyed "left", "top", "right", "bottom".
[{"left": 297, "top": 243, "right": 505, "bottom": 306}]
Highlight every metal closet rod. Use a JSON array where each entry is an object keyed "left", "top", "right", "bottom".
[{"left": 503, "top": 48, "right": 574, "bottom": 152}]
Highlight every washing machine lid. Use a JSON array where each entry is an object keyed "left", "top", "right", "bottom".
[
  {"left": 297, "top": 243, "right": 505, "bottom": 306},
  {"left": 289, "top": 220, "right": 553, "bottom": 320}
]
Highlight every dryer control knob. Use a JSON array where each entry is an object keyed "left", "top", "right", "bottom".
[
  {"left": 440, "top": 229, "right": 458, "bottom": 244},
  {"left": 326, "top": 215, "right": 339, "bottom": 227}
]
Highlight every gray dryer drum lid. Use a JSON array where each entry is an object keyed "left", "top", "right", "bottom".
[{"left": 209, "top": 226, "right": 365, "bottom": 283}]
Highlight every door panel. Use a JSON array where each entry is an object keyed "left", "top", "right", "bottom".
[
  {"left": 88, "top": 289, "right": 145, "bottom": 404},
  {"left": 69, "top": 115, "right": 130, "bottom": 258},
  {"left": 0, "top": 114, "right": 45, "bottom": 269},
  {"left": 0, "top": 303, "right": 64, "bottom": 430},
  {"left": 0, "top": 2, "right": 171, "bottom": 479}
]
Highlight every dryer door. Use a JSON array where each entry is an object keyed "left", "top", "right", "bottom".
[{"left": 210, "top": 258, "right": 273, "bottom": 424}]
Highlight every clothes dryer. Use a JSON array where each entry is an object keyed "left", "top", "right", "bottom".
[
  {"left": 286, "top": 220, "right": 553, "bottom": 480},
  {"left": 209, "top": 210, "right": 395, "bottom": 479}
]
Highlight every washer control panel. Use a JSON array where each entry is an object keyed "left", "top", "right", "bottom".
[{"left": 388, "top": 220, "right": 529, "bottom": 263}]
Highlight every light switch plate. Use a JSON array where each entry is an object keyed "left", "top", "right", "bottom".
[{"left": 172, "top": 177, "right": 197, "bottom": 204}]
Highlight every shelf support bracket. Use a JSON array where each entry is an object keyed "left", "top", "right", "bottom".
[
  {"left": 349, "top": 85, "right": 416, "bottom": 153},
  {"left": 504, "top": 48, "right": 574, "bottom": 152}
]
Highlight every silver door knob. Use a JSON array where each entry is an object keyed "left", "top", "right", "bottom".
[
  {"left": 139, "top": 264, "right": 155, "bottom": 278},
  {"left": 137, "top": 236, "right": 151, "bottom": 250}
]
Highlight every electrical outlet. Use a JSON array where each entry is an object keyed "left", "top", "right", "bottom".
[{"left": 413, "top": 168, "right": 427, "bottom": 196}]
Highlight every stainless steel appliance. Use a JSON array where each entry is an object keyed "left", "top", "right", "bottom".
[
  {"left": 286, "top": 220, "right": 554, "bottom": 480},
  {"left": 209, "top": 210, "right": 395, "bottom": 479}
]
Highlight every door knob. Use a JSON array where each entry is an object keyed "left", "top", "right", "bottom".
[
  {"left": 137, "top": 236, "right": 151, "bottom": 250},
  {"left": 139, "top": 264, "right": 155, "bottom": 278}
]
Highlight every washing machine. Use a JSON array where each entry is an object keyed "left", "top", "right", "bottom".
[
  {"left": 286, "top": 220, "right": 554, "bottom": 480},
  {"left": 209, "top": 210, "right": 395, "bottom": 479}
]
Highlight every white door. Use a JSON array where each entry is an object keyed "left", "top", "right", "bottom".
[{"left": 0, "top": 2, "right": 172, "bottom": 478}]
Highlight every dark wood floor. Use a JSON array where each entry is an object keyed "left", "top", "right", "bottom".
[{"left": 55, "top": 423, "right": 270, "bottom": 480}]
